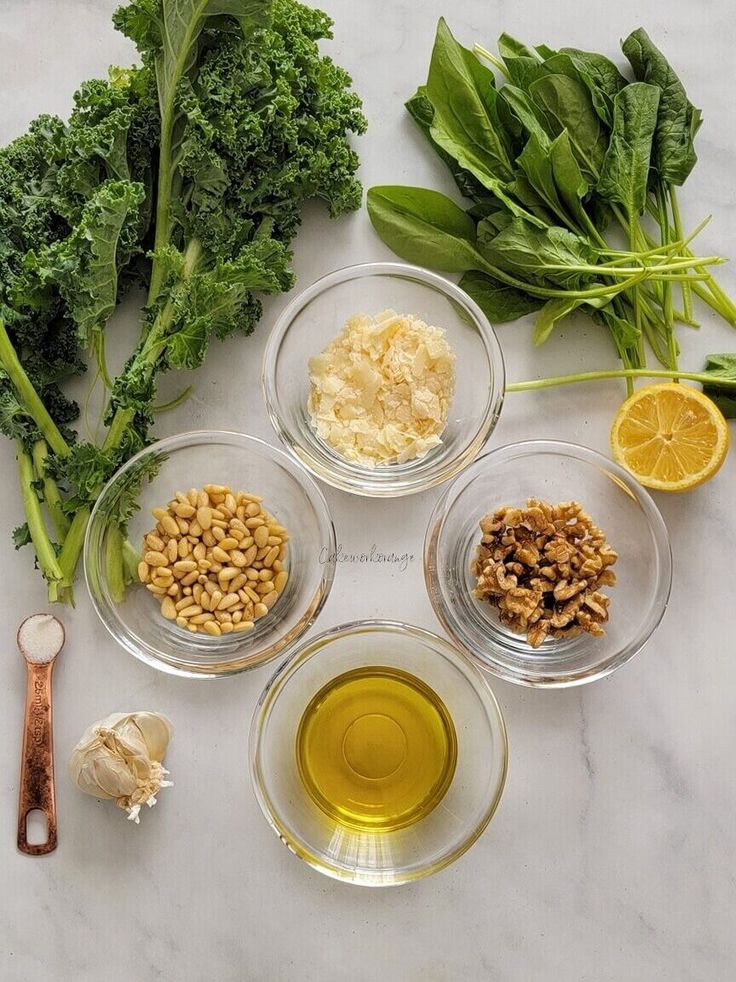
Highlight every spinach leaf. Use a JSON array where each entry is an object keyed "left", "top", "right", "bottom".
[
  {"left": 529, "top": 74, "right": 608, "bottom": 182},
  {"left": 426, "top": 19, "right": 514, "bottom": 185},
  {"left": 549, "top": 130, "right": 590, "bottom": 230},
  {"left": 367, "top": 185, "right": 484, "bottom": 272},
  {"left": 406, "top": 87, "right": 488, "bottom": 201},
  {"left": 502, "top": 57, "right": 549, "bottom": 90},
  {"left": 517, "top": 133, "right": 568, "bottom": 225},
  {"left": 498, "top": 34, "right": 540, "bottom": 61},
  {"left": 459, "top": 269, "right": 543, "bottom": 323},
  {"left": 622, "top": 28, "right": 703, "bottom": 186},
  {"left": 533, "top": 298, "right": 582, "bottom": 345},
  {"left": 476, "top": 216, "right": 596, "bottom": 289},
  {"left": 597, "top": 82, "right": 660, "bottom": 216},
  {"left": 702, "top": 353, "right": 736, "bottom": 418},
  {"left": 498, "top": 84, "right": 552, "bottom": 144},
  {"left": 554, "top": 49, "right": 628, "bottom": 125}
]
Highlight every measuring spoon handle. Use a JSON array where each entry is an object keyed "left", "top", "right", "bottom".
[{"left": 17, "top": 662, "right": 57, "bottom": 855}]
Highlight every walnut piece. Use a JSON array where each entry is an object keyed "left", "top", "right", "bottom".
[{"left": 472, "top": 498, "right": 618, "bottom": 648}]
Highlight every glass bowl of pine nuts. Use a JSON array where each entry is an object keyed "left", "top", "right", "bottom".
[{"left": 84, "top": 430, "right": 336, "bottom": 678}]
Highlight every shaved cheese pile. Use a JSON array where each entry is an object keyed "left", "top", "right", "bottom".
[{"left": 308, "top": 309, "right": 456, "bottom": 467}]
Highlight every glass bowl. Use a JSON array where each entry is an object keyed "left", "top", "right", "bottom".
[
  {"left": 249, "top": 620, "right": 508, "bottom": 886},
  {"left": 262, "top": 262, "right": 505, "bottom": 497},
  {"left": 84, "top": 431, "right": 336, "bottom": 678},
  {"left": 425, "top": 440, "right": 672, "bottom": 687}
]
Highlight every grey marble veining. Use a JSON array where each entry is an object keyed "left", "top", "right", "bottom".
[{"left": 0, "top": 1, "right": 735, "bottom": 980}]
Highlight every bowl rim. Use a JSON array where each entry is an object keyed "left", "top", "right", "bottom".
[
  {"left": 261, "top": 261, "right": 506, "bottom": 498},
  {"left": 424, "top": 439, "right": 674, "bottom": 688},
  {"left": 249, "top": 618, "right": 509, "bottom": 886},
  {"left": 83, "top": 428, "right": 337, "bottom": 679}
]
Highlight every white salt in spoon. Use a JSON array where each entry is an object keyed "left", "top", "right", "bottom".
[{"left": 16, "top": 613, "right": 65, "bottom": 855}]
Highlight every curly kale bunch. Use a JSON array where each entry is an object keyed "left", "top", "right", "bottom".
[{"left": 0, "top": 0, "right": 365, "bottom": 601}]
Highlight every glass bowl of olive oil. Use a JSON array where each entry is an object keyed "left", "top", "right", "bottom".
[{"left": 249, "top": 620, "right": 508, "bottom": 886}]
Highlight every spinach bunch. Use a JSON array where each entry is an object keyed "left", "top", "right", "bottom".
[
  {"left": 368, "top": 21, "right": 736, "bottom": 394},
  {"left": 0, "top": 0, "right": 365, "bottom": 601}
]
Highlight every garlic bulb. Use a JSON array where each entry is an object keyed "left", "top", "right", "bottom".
[{"left": 69, "top": 712, "right": 173, "bottom": 823}]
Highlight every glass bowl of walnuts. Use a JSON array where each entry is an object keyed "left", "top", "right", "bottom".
[{"left": 424, "top": 440, "right": 672, "bottom": 687}]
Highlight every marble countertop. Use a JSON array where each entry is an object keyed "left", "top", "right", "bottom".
[{"left": 1, "top": 1, "right": 734, "bottom": 980}]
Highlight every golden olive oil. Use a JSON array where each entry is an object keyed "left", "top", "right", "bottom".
[{"left": 296, "top": 666, "right": 457, "bottom": 832}]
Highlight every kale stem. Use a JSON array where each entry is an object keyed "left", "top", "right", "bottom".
[
  {"left": 32, "top": 439, "right": 70, "bottom": 541},
  {"left": 473, "top": 44, "right": 511, "bottom": 80},
  {"left": 56, "top": 506, "right": 89, "bottom": 597},
  {"left": 105, "top": 523, "right": 127, "bottom": 604},
  {"left": 0, "top": 320, "right": 70, "bottom": 458},
  {"left": 506, "top": 368, "right": 736, "bottom": 393},
  {"left": 17, "top": 441, "right": 64, "bottom": 591}
]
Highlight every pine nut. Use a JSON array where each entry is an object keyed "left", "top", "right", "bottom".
[
  {"left": 161, "top": 514, "right": 179, "bottom": 536},
  {"left": 245, "top": 517, "right": 265, "bottom": 529},
  {"left": 166, "top": 539, "right": 178, "bottom": 563},
  {"left": 173, "top": 502, "right": 196, "bottom": 518},
  {"left": 203, "top": 620, "right": 221, "bottom": 637},
  {"left": 234, "top": 621, "right": 255, "bottom": 633},
  {"left": 274, "top": 570, "right": 288, "bottom": 592},
  {"left": 254, "top": 525, "right": 269, "bottom": 548},
  {"left": 218, "top": 592, "right": 240, "bottom": 610},
  {"left": 189, "top": 612, "right": 212, "bottom": 625},
  {"left": 256, "top": 581, "right": 274, "bottom": 595},
  {"left": 152, "top": 508, "right": 168, "bottom": 522},
  {"left": 212, "top": 546, "right": 230, "bottom": 564},
  {"left": 138, "top": 561, "right": 150, "bottom": 583},
  {"left": 172, "top": 559, "right": 196, "bottom": 573},
  {"left": 264, "top": 546, "right": 279, "bottom": 567},
  {"left": 220, "top": 622, "right": 234, "bottom": 634},
  {"left": 197, "top": 506, "right": 213, "bottom": 530},
  {"left": 230, "top": 573, "right": 247, "bottom": 592},
  {"left": 145, "top": 550, "right": 168, "bottom": 567},
  {"left": 176, "top": 616, "right": 188, "bottom": 628},
  {"left": 178, "top": 604, "right": 202, "bottom": 618},
  {"left": 244, "top": 586, "right": 261, "bottom": 603},
  {"left": 181, "top": 571, "right": 199, "bottom": 586},
  {"left": 253, "top": 603, "right": 268, "bottom": 619},
  {"left": 262, "top": 590, "right": 279, "bottom": 609},
  {"left": 161, "top": 597, "right": 176, "bottom": 621},
  {"left": 219, "top": 566, "right": 240, "bottom": 582},
  {"left": 212, "top": 526, "right": 225, "bottom": 542}
]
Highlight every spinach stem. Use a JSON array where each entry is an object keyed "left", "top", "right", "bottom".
[
  {"left": 473, "top": 44, "right": 511, "bottom": 80},
  {"left": 655, "top": 184, "right": 679, "bottom": 371},
  {"left": 667, "top": 184, "right": 693, "bottom": 322},
  {"left": 506, "top": 368, "right": 736, "bottom": 392}
]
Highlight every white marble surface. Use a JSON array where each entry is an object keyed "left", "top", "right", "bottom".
[{"left": 1, "top": 1, "right": 735, "bottom": 979}]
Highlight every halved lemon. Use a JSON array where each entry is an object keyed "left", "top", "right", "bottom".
[{"left": 611, "top": 383, "right": 730, "bottom": 492}]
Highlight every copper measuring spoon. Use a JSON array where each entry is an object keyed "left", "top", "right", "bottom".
[{"left": 16, "top": 614, "right": 65, "bottom": 856}]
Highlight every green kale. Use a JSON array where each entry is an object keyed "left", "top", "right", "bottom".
[{"left": 0, "top": 0, "right": 365, "bottom": 601}]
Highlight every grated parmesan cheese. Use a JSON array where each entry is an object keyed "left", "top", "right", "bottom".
[{"left": 308, "top": 309, "right": 456, "bottom": 467}]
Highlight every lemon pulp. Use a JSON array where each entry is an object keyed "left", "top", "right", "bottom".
[{"left": 296, "top": 666, "right": 457, "bottom": 832}]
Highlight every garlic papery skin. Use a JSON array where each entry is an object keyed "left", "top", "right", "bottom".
[{"left": 69, "top": 712, "right": 173, "bottom": 823}]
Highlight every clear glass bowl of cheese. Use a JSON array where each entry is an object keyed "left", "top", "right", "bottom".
[{"left": 262, "top": 262, "right": 505, "bottom": 497}]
